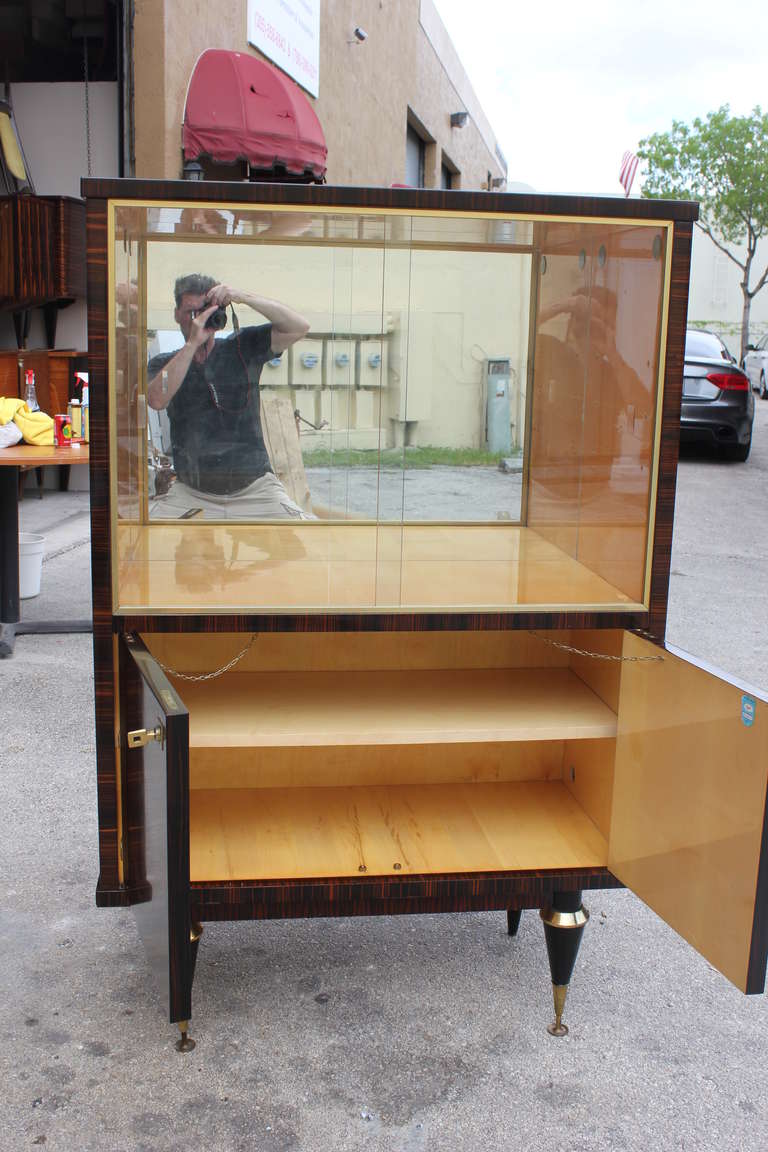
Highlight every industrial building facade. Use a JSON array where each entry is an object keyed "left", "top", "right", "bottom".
[{"left": 1, "top": 0, "right": 507, "bottom": 359}]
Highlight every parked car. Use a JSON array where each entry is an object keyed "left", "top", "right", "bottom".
[
  {"left": 682, "top": 329, "right": 754, "bottom": 461},
  {"left": 742, "top": 333, "right": 768, "bottom": 398}
]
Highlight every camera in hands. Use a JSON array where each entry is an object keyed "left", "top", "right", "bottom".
[
  {"left": 204, "top": 305, "right": 228, "bottom": 331},
  {"left": 192, "top": 303, "right": 228, "bottom": 330}
]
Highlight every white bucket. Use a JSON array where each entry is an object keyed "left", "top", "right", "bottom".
[{"left": 19, "top": 533, "right": 45, "bottom": 599}]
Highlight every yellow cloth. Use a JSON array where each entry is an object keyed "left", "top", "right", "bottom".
[
  {"left": 0, "top": 396, "right": 54, "bottom": 445},
  {"left": 0, "top": 396, "right": 23, "bottom": 425}
]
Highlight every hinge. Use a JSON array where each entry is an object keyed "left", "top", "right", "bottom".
[{"left": 127, "top": 724, "right": 165, "bottom": 750}]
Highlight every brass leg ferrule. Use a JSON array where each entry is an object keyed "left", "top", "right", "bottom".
[
  {"left": 175, "top": 1021, "right": 196, "bottom": 1053},
  {"left": 539, "top": 906, "right": 589, "bottom": 930},
  {"left": 547, "top": 984, "right": 569, "bottom": 1037}
]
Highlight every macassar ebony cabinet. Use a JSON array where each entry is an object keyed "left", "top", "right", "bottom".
[{"left": 84, "top": 178, "right": 768, "bottom": 1050}]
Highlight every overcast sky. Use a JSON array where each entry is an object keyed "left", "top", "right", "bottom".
[{"left": 432, "top": 0, "right": 767, "bottom": 196}]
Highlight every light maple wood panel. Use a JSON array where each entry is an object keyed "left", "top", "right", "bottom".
[
  {"left": 610, "top": 632, "right": 768, "bottom": 993},
  {"left": 189, "top": 780, "right": 609, "bottom": 881},
  {"left": 178, "top": 668, "right": 617, "bottom": 751},
  {"left": 189, "top": 740, "right": 566, "bottom": 790},
  {"left": 562, "top": 737, "right": 616, "bottom": 840},
  {"left": 115, "top": 523, "right": 642, "bottom": 613},
  {"left": 565, "top": 628, "right": 623, "bottom": 712}
]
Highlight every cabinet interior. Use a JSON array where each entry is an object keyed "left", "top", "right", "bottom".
[{"left": 142, "top": 629, "right": 623, "bottom": 882}]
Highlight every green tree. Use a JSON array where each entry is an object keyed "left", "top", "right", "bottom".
[{"left": 638, "top": 106, "right": 768, "bottom": 360}]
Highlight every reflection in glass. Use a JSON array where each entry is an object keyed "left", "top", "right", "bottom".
[
  {"left": 139, "top": 225, "right": 530, "bottom": 524},
  {"left": 110, "top": 202, "right": 668, "bottom": 614}
]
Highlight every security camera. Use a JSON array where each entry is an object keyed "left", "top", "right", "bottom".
[{"left": 353, "top": 26, "right": 368, "bottom": 41}]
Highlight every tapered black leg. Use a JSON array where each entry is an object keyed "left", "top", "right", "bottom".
[
  {"left": 175, "top": 922, "right": 203, "bottom": 1052},
  {"left": 506, "top": 908, "right": 522, "bottom": 937},
  {"left": 190, "top": 922, "right": 203, "bottom": 986},
  {"left": 43, "top": 302, "right": 59, "bottom": 350},
  {"left": 0, "top": 466, "right": 20, "bottom": 657},
  {"left": 540, "top": 891, "right": 589, "bottom": 1036},
  {"left": 12, "top": 309, "right": 30, "bottom": 349}
]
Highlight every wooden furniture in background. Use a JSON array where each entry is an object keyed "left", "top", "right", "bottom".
[{"left": 0, "top": 195, "right": 86, "bottom": 348}]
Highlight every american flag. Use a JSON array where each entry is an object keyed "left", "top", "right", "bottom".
[{"left": 619, "top": 150, "right": 639, "bottom": 197}]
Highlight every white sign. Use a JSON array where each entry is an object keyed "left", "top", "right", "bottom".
[{"left": 247, "top": 0, "right": 320, "bottom": 98}]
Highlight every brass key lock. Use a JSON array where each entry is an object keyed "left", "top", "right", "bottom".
[{"left": 127, "top": 724, "right": 166, "bottom": 750}]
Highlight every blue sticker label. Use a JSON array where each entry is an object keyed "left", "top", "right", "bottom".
[{"left": 742, "top": 695, "right": 756, "bottom": 727}]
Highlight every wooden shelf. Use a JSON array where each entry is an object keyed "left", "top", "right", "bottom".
[
  {"left": 180, "top": 667, "right": 617, "bottom": 751},
  {"left": 116, "top": 523, "right": 644, "bottom": 613},
  {"left": 189, "top": 780, "right": 609, "bottom": 881}
]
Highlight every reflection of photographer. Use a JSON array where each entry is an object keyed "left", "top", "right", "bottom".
[
  {"left": 536, "top": 285, "right": 648, "bottom": 464},
  {"left": 147, "top": 273, "right": 311, "bottom": 518}
]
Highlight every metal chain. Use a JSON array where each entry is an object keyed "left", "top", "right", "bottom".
[
  {"left": 153, "top": 629, "right": 661, "bottom": 680},
  {"left": 155, "top": 634, "right": 259, "bottom": 682},
  {"left": 528, "top": 631, "right": 664, "bottom": 662},
  {"left": 83, "top": 37, "right": 92, "bottom": 177},
  {"left": 295, "top": 409, "right": 330, "bottom": 431}
]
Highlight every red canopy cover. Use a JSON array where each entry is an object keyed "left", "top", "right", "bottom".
[{"left": 182, "top": 49, "right": 326, "bottom": 180}]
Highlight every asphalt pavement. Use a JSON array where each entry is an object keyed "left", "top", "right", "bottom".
[{"left": 2, "top": 405, "right": 768, "bottom": 1152}]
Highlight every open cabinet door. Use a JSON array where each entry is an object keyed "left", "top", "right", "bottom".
[
  {"left": 609, "top": 632, "right": 768, "bottom": 994},
  {"left": 122, "top": 633, "right": 192, "bottom": 1023}
]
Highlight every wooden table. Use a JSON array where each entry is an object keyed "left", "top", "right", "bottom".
[{"left": 0, "top": 443, "right": 90, "bottom": 657}]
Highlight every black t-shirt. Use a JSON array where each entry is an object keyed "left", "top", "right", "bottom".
[{"left": 148, "top": 324, "right": 278, "bottom": 495}]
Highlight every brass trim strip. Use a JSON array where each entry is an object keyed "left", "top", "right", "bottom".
[
  {"left": 107, "top": 206, "right": 119, "bottom": 613},
  {"left": 113, "top": 600, "right": 647, "bottom": 618},
  {"left": 642, "top": 221, "right": 675, "bottom": 609},
  {"left": 139, "top": 236, "right": 149, "bottom": 525}
]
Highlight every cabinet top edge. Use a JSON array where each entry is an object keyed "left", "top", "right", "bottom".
[{"left": 81, "top": 178, "right": 699, "bottom": 223}]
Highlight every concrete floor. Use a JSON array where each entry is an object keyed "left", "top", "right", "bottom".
[{"left": 2, "top": 404, "right": 768, "bottom": 1151}]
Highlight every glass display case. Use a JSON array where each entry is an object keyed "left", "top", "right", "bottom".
[
  {"left": 85, "top": 180, "right": 768, "bottom": 1050},
  {"left": 108, "top": 195, "right": 671, "bottom": 616}
]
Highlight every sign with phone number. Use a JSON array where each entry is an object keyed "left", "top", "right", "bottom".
[{"left": 247, "top": 0, "right": 320, "bottom": 98}]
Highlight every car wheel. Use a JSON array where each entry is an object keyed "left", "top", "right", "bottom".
[{"left": 760, "top": 372, "right": 768, "bottom": 399}]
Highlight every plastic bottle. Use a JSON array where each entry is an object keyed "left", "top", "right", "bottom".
[
  {"left": 68, "top": 398, "right": 82, "bottom": 439},
  {"left": 24, "top": 369, "right": 39, "bottom": 411},
  {"left": 81, "top": 384, "right": 89, "bottom": 442}
]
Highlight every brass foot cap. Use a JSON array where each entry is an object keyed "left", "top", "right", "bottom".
[
  {"left": 175, "top": 1034, "right": 196, "bottom": 1052},
  {"left": 547, "top": 1021, "right": 569, "bottom": 1037}
]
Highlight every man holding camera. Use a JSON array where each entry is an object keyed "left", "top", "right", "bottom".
[{"left": 147, "top": 273, "right": 311, "bottom": 518}]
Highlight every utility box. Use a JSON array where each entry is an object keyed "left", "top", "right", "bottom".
[
  {"left": 486, "top": 358, "right": 512, "bottom": 454},
  {"left": 327, "top": 340, "right": 354, "bottom": 388},
  {"left": 260, "top": 353, "right": 289, "bottom": 389},
  {"left": 291, "top": 341, "right": 322, "bottom": 389}
]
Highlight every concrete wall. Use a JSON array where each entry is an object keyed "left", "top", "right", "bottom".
[
  {"left": 141, "top": 223, "right": 529, "bottom": 451},
  {"left": 0, "top": 82, "right": 120, "bottom": 355},
  {"left": 133, "top": 0, "right": 507, "bottom": 188}
]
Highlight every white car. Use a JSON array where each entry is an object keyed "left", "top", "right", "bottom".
[{"left": 743, "top": 333, "right": 768, "bottom": 398}]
